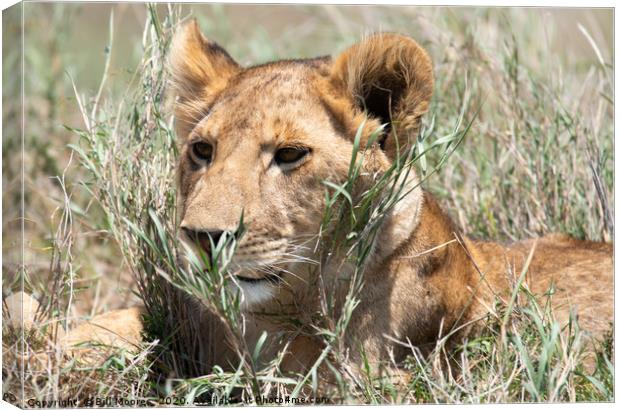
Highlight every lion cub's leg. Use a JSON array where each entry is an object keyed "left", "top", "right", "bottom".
[
  {"left": 61, "top": 306, "right": 145, "bottom": 362},
  {"left": 4, "top": 291, "right": 145, "bottom": 367},
  {"left": 281, "top": 335, "right": 323, "bottom": 375}
]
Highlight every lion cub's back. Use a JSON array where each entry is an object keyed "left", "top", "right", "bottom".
[{"left": 510, "top": 234, "right": 613, "bottom": 340}]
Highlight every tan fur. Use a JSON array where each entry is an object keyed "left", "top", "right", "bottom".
[
  {"left": 4, "top": 291, "right": 47, "bottom": 334},
  {"left": 167, "top": 23, "right": 613, "bottom": 375},
  {"left": 169, "top": 20, "right": 241, "bottom": 140},
  {"left": 60, "top": 307, "right": 145, "bottom": 363},
  {"left": 39, "top": 24, "right": 611, "bottom": 378},
  {"left": 3, "top": 293, "right": 144, "bottom": 372},
  {"left": 330, "top": 32, "right": 434, "bottom": 159}
]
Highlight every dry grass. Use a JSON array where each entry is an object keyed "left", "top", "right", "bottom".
[{"left": 2, "top": 4, "right": 613, "bottom": 405}]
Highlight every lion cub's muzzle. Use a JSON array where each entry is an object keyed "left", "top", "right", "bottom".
[{"left": 179, "top": 226, "right": 285, "bottom": 285}]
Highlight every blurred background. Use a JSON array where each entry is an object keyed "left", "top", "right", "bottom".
[{"left": 2, "top": 3, "right": 613, "bottom": 318}]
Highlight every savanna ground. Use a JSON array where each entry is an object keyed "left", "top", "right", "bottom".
[{"left": 2, "top": 3, "right": 614, "bottom": 406}]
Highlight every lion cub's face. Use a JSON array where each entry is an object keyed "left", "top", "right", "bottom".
[
  {"left": 177, "top": 62, "right": 355, "bottom": 305},
  {"left": 170, "top": 21, "right": 433, "bottom": 307}
]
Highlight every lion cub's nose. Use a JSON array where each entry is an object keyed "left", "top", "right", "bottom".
[{"left": 181, "top": 227, "right": 225, "bottom": 255}]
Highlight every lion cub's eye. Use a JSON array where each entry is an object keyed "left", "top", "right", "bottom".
[
  {"left": 274, "top": 147, "right": 309, "bottom": 168},
  {"left": 190, "top": 141, "right": 213, "bottom": 164}
]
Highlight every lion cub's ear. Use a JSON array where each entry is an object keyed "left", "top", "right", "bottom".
[
  {"left": 169, "top": 20, "right": 241, "bottom": 137},
  {"left": 331, "top": 33, "right": 434, "bottom": 159}
]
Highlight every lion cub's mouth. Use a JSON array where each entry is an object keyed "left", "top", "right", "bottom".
[{"left": 232, "top": 267, "right": 284, "bottom": 285}]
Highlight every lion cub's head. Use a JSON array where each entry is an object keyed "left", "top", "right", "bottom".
[{"left": 170, "top": 21, "right": 433, "bottom": 307}]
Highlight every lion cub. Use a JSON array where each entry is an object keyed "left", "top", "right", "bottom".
[{"left": 58, "top": 22, "right": 613, "bottom": 376}]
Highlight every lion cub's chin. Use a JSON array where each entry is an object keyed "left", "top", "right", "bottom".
[{"left": 227, "top": 279, "right": 276, "bottom": 310}]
